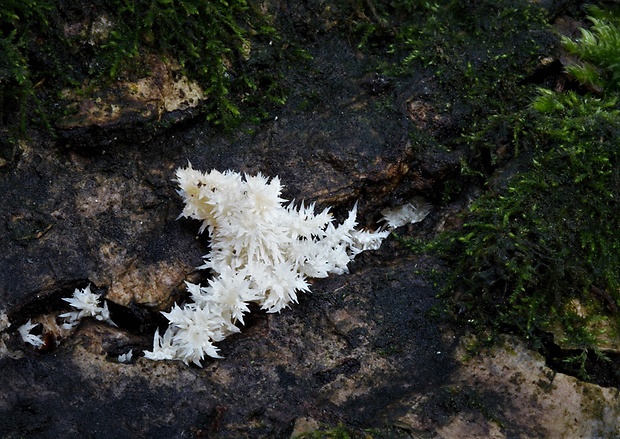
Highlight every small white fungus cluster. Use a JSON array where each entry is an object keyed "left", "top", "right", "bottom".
[
  {"left": 18, "top": 285, "right": 116, "bottom": 349},
  {"left": 380, "top": 197, "right": 431, "bottom": 229},
  {"left": 18, "top": 319, "right": 44, "bottom": 348},
  {"left": 144, "top": 166, "right": 390, "bottom": 366},
  {"left": 60, "top": 284, "right": 115, "bottom": 329}
]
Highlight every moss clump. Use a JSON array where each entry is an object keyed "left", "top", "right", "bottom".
[
  {"left": 349, "top": 0, "right": 551, "bottom": 142},
  {"left": 412, "top": 6, "right": 620, "bottom": 375},
  {"left": 562, "top": 5, "right": 620, "bottom": 93},
  {"left": 1, "top": 1, "right": 56, "bottom": 132},
  {"left": 342, "top": 0, "right": 556, "bottom": 210},
  {"left": 0, "top": 0, "right": 287, "bottom": 140}
]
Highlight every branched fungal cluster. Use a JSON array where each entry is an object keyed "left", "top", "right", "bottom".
[
  {"left": 17, "top": 285, "right": 116, "bottom": 349},
  {"left": 144, "top": 166, "right": 390, "bottom": 366},
  {"left": 9, "top": 167, "right": 429, "bottom": 366}
]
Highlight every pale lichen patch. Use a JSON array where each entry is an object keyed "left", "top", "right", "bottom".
[{"left": 58, "top": 56, "right": 204, "bottom": 130}]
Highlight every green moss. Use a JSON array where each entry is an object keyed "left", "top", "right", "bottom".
[
  {"left": 349, "top": 0, "right": 551, "bottom": 147},
  {"left": 403, "top": 7, "right": 620, "bottom": 376},
  {"left": 0, "top": 0, "right": 56, "bottom": 132},
  {"left": 0, "top": 0, "right": 288, "bottom": 139},
  {"left": 562, "top": 5, "right": 620, "bottom": 93}
]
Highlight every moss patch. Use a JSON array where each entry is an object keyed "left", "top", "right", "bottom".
[
  {"left": 402, "top": 5, "right": 620, "bottom": 380},
  {"left": 0, "top": 0, "right": 288, "bottom": 143},
  {"left": 348, "top": 0, "right": 552, "bottom": 144}
]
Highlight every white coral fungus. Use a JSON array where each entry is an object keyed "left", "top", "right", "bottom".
[
  {"left": 60, "top": 284, "right": 115, "bottom": 328},
  {"left": 18, "top": 319, "right": 45, "bottom": 348},
  {"left": 144, "top": 166, "right": 389, "bottom": 366},
  {"left": 118, "top": 349, "right": 133, "bottom": 363},
  {"left": 380, "top": 197, "right": 431, "bottom": 230}
]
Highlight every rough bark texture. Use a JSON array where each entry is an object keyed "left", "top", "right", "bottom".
[{"left": 1, "top": 1, "right": 619, "bottom": 437}]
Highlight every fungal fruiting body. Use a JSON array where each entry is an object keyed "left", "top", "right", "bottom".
[
  {"left": 11, "top": 168, "right": 431, "bottom": 363},
  {"left": 144, "top": 166, "right": 389, "bottom": 366}
]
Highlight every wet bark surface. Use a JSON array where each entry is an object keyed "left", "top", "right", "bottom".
[
  {"left": 0, "top": 249, "right": 455, "bottom": 438},
  {"left": 0, "top": 15, "right": 460, "bottom": 438},
  {"left": 1, "top": 1, "right": 619, "bottom": 438}
]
